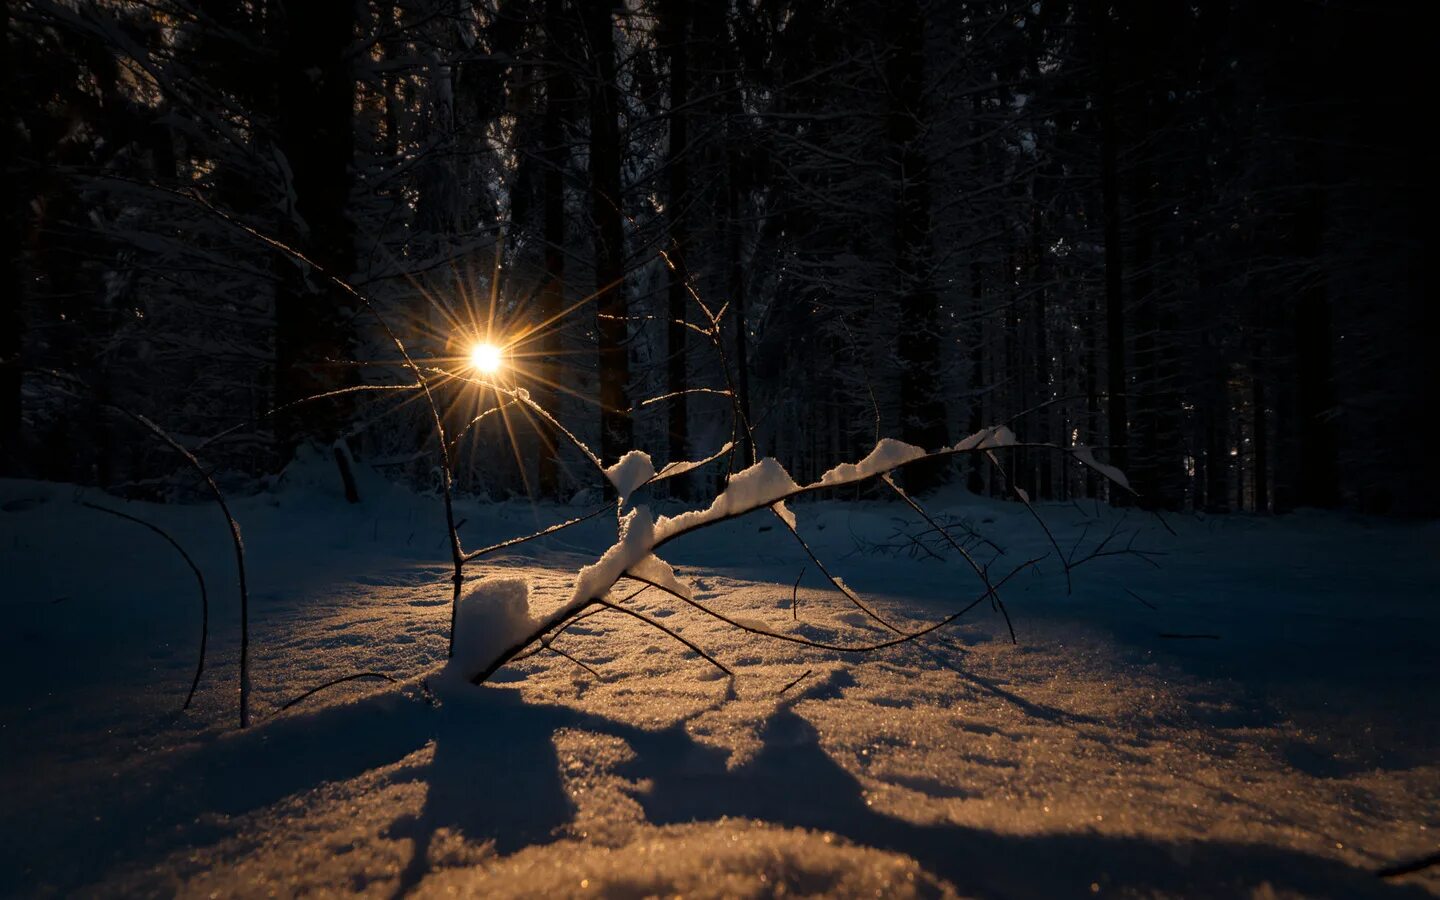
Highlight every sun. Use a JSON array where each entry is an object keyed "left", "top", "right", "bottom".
[{"left": 468, "top": 342, "right": 504, "bottom": 374}]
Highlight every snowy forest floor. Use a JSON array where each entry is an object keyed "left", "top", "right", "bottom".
[{"left": 2, "top": 464, "right": 1437, "bottom": 899}]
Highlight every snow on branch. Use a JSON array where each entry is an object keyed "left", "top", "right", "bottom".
[{"left": 456, "top": 426, "right": 1136, "bottom": 686}]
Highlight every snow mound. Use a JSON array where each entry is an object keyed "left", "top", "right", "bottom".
[
  {"left": 656, "top": 458, "right": 800, "bottom": 542},
  {"left": 628, "top": 553, "right": 692, "bottom": 600},
  {"left": 817, "top": 438, "right": 927, "bottom": 487},
  {"left": 604, "top": 451, "right": 656, "bottom": 505},
  {"left": 443, "top": 577, "right": 539, "bottom": 682}
]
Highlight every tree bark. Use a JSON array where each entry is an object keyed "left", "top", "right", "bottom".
[
  {"left": 584, "top": 0, "right": 632, "bottom": 469},
  {"left": 536, "top": 0, "right": 573, "bottom": 499},
  {"left": 1091, "top": 0, "right": 1128, "bottom": 505},
  {"left": 663, "top": 0, "right": 691, "bottom": 495},
  {"left": 0, "top": 0, "right": 22, "bottom": 474},
  {"left": 890, "top": 0, "right": 948, "bottom": 490},
  {"left": 272, "top": 0, "right": 358, "bottom": 471}
]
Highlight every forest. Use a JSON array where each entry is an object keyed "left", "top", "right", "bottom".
[
  {"left": 1, "top": 0, "right": 1435, "bottom": 897},
  {"left": 3, "top": 0, "right": 1428, "bottom": 513}
]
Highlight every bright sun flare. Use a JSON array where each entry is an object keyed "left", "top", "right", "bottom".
[{"left": 469, "top": 342, "right": 503, "bottom": 374}]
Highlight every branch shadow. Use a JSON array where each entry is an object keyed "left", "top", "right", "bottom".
[
  {"left": 7, "top": 681, "right": 1429, "bottom": 900},
  {"left": 610, "top": 703, "right": 1428, "bottom": 899}
]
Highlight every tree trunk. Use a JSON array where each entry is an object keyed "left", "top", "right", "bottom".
[
  {"left": 1293, "top": 183, "right": 1339, "bottom": 508},
  {"left": 272, "top": 0, "right": 358, "bottom": 475},
  {"left": 663, "top": 0, "right": 691, "bottom": 495},
  {"left": 0, "top": 0, "right": 22, "bottom": 474},
  {"left": 536, "top": 0, "right": 572, "bottom": 499},
  {"left": 890, "top": 0, "right": 948, "bottom": 490},
  {"left": 1252, "top": 356, "right": 1268, "bottom": 512},
  {"left": 584, "top": 0, "right": 631, "bottom": 469},
  {"left": 1092, "top": 0, "right": 1128, "bottom": 504}
]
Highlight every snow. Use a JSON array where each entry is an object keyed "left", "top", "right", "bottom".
[
  {"left": 817, "top": 438, "right": 928, "bottom": 487},
  {"left": 443, "top": 577, "right": 539, "bottom": 683},
  {"left": 603, "top": 450, "right": 656, "bottom": 505},
  {"left": 953, "top": 425, "right": 1016, "bottom": 451},
  {"left": 571, "top": 506, "right": 657, "bottom": 607},
  {"left": 1, "top": 466, "right": 1437, "bottom": 897},
  {"left": 627, "top": 553, "right": 693, "bottom": 601},
  {"left": 655, "top": 458, "right": 800, "bottom": 543},
  {"left": 1070, "top": 444, "right": 1132, "bottom": 492},
  {"left": 773, "top": 499, "right": 797, "bottom": 530},
  {"left": 655, "top": 441, "right": 735, "bottom": 481}
]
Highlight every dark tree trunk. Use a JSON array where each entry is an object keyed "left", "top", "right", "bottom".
[
  {"left": 967, "top": 263, "right": 985, "bottom": 495},
  {"left": 1092, "top": 0, "right": 1128, "bottom": 504},
  {"left": 890, "top": 0, "right": 948, "bottom": 490},
  {"left": 663, "top": 0, "right": 691, "bottom": 495},
  {"left": 966, "top": 90, "right": 987, "bottom": 495},
  {"left": 1252, "top": 356, "right": 1269, "bottom": 512},
  {"left": 536, "top": 0, "right": 572, "bottom": 499},
  {"left": 0, "top": 0, "right": 22, "bottom": 474},
  {"left": 1031, "top": 202, "right": 1052, "bottom": 500},
  {"left": 272, "top": 0, "right": 357, "bottom": 469},
  {"left": 726, "top": 169, "right": 755, "bottom": 466},
  {"left": 1293, "top": 184, "right": 1339, "bottom": 508},
  {"left": 584, "top": 0, "right": 631, "bottom": 469}
]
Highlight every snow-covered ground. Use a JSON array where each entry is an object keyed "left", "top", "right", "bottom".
[{"left": 2, "top": 463, "right": 1437, "bottom": 898}]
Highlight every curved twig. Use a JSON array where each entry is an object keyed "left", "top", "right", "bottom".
[
  {"left": 40, "top": 370, "right": 252, "bottom": 728},
  {"left": 81, "top": 502, "right": 209, "bottom": 710},
  {"left": 594, "top": 599, "right": 733, "bottom": 677},
  {"left": 277, "top": 672, "right": 400, "bottom": 713}
]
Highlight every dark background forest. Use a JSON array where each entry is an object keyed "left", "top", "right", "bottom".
[{"left": 2, "top": 0, "right": 1429, "bottom": 515}]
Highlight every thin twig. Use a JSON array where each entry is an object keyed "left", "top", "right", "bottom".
[
  {"left": 594, "top": 599, "right": 733, "bottom": 677},
  {"left": 769, "top": 504, "right": 904, "bottom": 634},
  {"left": 882, "top": 474, "right": 1015, "bottom": 644},
  {"left": 1124, "top": 588, "right": 1158, "bottom": 610},
  {"left": 462, "top": 503, "right": 613, "bottom": 563},
  {"left": 40, "top": 370, "right": 252, "bottom": 728},
  {"left": 277, "top": 672, "right": 399, "bottom": 713},
  {"left": 779, "top": 669, "right": 813, "bottom": 695},
  {"left": 547, "top": 645, "right": 605, "bottom": 680},
  {"left": 792, "top": 565, "right": 806, "bottom": 621},
  {"left": 622, "top": 557, "right": 1043, "bottom": 654},
  {"left": 81, "top": 502, "right": 209, "bottom": 711}
]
